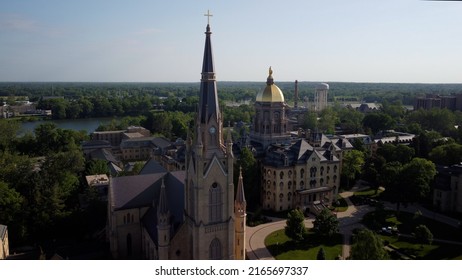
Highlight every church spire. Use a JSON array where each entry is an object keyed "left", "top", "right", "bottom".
[
  {"left": 198, "top": 18, "right": 219, "bottom": 125},
  {"left": 235, "top": 167, "right": 246, "bottom": 205},
  {"left": 157, "top": 178, "right": 169, "bottom": 219}
]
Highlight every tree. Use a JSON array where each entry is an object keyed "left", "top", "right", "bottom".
[
  {"left": 284, "top": 209, "right": 307, "bottom": 241},
  {"left": 0, "top": 181, "right": 23, "bottom": 225},
  {"left": 382, "top": 158, "right": 436, "bottom": 211},
  {"left": 341, "top": 150, "right": 365, "bottom": 189},
  {"left": 429, "top": 143, "right": 462, "bottom": 166},
  {"left": 316, "top": 247, "right": 326, "bottom": 260},
  {"left": 235, "top": 147, "right": 258, "bottom": 209},
  {"left": 337, "top": 107, "right": 364, "bottom": 134},
  {"left": 318, "top": 108, "right": 337, "bottom": 134},
  {"left": 0, "top": 120, "right": 20, "bottom": 151},
  {"left": 350, "top": 229, "right": 388, "bottom": 260},
  {"left": 414, "top": 224, "right": 433, "bottom": 246},
  {"left": 401, "top": 158, "right": 436, "bottom": 202},
  {"left": 377, "top": 144, "right": 414, "bottom": 164},
  {"left": 86, "top": 159, "right": 110, "bottom": 175},
  {"left": 302, "top": 111, "right": 318, "bottom": 130},
  {"left": 362, "top": 113, "right": 395, "bottom": 135},
  {"left": 313, "top": 208, "right": 339, "bottom": 237}
]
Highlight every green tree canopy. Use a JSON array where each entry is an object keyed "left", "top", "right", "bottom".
[
  {"left": 350, "top": 229, "right": 388, "bottom": 260},
  {"left": 284, "top": 209, "right": 307, "bottom": 241},
  {"left": 414, "top": 224, "right": 433, "bottom": 246},
  {"left": 429, "top": 143, "right": 462, "bottom": 166},
  {"left": 0, "top": 181, "right": 23, "bottom": 225},
  {"left": 362, "top": 113, "right": 395, "bottom": 135},
  {"left": 342, "top": 150, "right": 365, "bottom": 188},
  {"left": 313, "top": 208, "right": 339, "bottom": 237}
]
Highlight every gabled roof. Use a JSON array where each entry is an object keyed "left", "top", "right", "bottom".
[
  {"left": 139, "top": 158, "right": 167, "bottom": 175},
  {"left": 290, "top": 139, "right": 314, "bottom": 160},
  {"left": 111, "top": 173, "right": 166, "bottom": 210},
  {"left": 89, "top": 148, "right": 119, "bottom": 164},
  {"left": 151, "top": 137, "right": 172, "bottom": 149}
]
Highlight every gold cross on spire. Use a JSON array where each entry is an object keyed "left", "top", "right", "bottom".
[{"left": 204, "top": 10, "right": 213, "bottom": 25}]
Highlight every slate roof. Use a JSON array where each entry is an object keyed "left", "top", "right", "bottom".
[
  {"left": 264, "top": 138, "right": 340, "bottom": 167},
  {"left": 151, "top": 137, "right": 172, "bottom": 150},
  {"left": 110, "top": 171, "right": 185, "bottom": 245},
  {"left": 89, "top": 148, "right": 119, "bottom": 164},
  {"left": 139, "top": 158, "right": 167, "bottom": 175}
]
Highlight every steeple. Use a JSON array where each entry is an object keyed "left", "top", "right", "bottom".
[
  {"left": 234, "top": 167, "right": 246, "bottom": 260},
  {"left": 198, "top": 22, "right": 219, "bottom": 125},
  {"left": 235, "top": 168, "right": 246, "bottom": 206},
  {"left": 157, "top": 177, "right": 171, "bottom": 260},
  {"left": 157, "top": 178, "right": 169, "bottom": 221}
]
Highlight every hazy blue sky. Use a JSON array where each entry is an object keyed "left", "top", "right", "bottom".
[{"left": 1, "top": 0, "right": 462, "bottom": 83}]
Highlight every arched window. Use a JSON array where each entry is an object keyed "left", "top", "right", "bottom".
[
  {"left": 288, "top": 181, "right": 292, "bottom": 190},
  {"left": 327, "top": 166, "right": 330, "bottom": 174},
  {"left": 280, "top": 171, "right": 284, "bottom": 180},
  {"left": 300, "top": 169, "right": 305, "bottom": 179},
  {"left": 209, "top": 183, "right": 222, "bottom": 223},
  {"left": 300, "top": 181, "right": 305, "bottom": 189},
  {"left": 288, "top": 170, "right": 292, "bottom": 178},
  {"left": 320, "top": 166, "right": 324, "bottom": 176},
  {"left": 288, "top": 192, "right": 292, "bottom": 201},
  {"left": 333, "top": 175, "right": 337, "bottom": 183},
  {"left": 279, "top": 182, "right": 284, "bottom": 191},
  {"left": 209, "top": 238, "right": 222, "bottom": 260},
  {"left": 334, "top": 165, "right": 338, "bottom": 173},
  {"left": 310, "top": 167, "right": 317, "bottom": 178}
]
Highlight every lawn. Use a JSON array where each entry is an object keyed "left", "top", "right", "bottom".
[
  {"left": 265, "top": 229, "right": 343, "bottom": 260},
  {"left": 353, "top": 188, "right": 383, "bottom": 198}
]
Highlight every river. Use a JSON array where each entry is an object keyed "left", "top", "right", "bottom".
[{"left": 19, "top": 117, "right": 117, "bottom": 135}]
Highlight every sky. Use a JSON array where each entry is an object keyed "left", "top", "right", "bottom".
[{"left": 1, "top": 0, "right": 462, "bottom": 83}]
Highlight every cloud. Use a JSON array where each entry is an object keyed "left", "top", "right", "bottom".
[{"left": 0, "top": 14, "right": 39, "bottom": 32}]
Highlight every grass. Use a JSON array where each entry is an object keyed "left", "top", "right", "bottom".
[
  {"left": 265, "top": 229, "right": 343, "bottom": 260},
  {"left": 353, "top": 188, "right": 383, "bottom": 198}
]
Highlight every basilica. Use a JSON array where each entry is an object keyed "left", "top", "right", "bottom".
[{"left": 107, "top": 22, "right": 246, "bottom": 260}]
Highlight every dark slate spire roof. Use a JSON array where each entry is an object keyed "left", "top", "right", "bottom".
[
  {"left": 199, "top": 24, "right": 219, "bottom": 124},
  {"left": 157, "top": 178, "right": 169, "bottom": 216}
]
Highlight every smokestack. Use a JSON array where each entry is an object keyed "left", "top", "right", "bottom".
[{"left": 294, "top": 80, "right": 298, "bottom": 109}]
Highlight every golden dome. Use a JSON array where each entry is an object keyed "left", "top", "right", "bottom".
[{"left": 255, "top": 67, "right": 285, "bottom": 103}]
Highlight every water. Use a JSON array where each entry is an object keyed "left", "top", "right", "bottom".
[{"left": 19, "top": 118, "right": 117, "bottom": 135}]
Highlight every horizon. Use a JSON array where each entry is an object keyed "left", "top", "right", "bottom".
[{"left": 2, "top": 0, "right": 462, "bottom": 83}]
